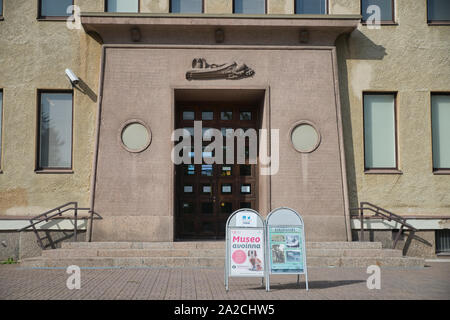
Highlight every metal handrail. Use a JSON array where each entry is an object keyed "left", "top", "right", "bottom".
[
  {"left": 17, "top": 202, "right": 102, "bottom": 249},
  {"left": 350, "top": 202, "right": 417, "bottom": 251}
]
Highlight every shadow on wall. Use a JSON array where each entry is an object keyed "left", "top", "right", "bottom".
[
  {"left": 335, "top": 30, "right": 387, "bottom": 210},
  {"left": 75, "top": 78, "right": 98, "bottom": 103}
]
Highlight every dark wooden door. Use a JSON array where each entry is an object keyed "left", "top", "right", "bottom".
[{"left": 175, "top": 103, "right": 259, "bottom": 240}]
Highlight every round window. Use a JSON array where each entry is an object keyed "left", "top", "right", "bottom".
[
  {"left": 120, "top": 121, "right": 151, "bottom": 153},
  {"left": 290, "top": 122, "right": 320, "bottom": 153}
]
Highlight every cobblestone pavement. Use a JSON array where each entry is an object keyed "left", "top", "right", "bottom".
[{"left": 0, "top": 263, "right": 449, "bottom": 300}]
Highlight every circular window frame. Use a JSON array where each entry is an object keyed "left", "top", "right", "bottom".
[
  {"left": 118, "top": 119, "right": 152, "bottom": 153},
  {"left": 289, "top": 120, "right": 321, "bottom": 154}
]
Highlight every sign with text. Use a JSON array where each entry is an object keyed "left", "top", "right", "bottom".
[
  {"left": 229, "top": 228, "right": 264, "bottom": 276},
  {"left": 225, "top": 209, "right": 265, "bottom": 291},
  {"left": 265, "top": 207, "right": 308, "bottom": 291}
]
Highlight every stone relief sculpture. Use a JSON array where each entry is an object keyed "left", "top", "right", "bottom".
[{"left": 186, "top": 58, "right": 255, "bottom": 80}]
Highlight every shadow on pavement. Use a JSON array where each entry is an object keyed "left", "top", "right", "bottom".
[{"left": 248, "top": 280, "right": 365, "bottom": 291}]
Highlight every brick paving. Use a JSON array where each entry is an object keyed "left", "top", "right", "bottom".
[{"left": 0, "top": 263, "right": 449, "bottom": 300}]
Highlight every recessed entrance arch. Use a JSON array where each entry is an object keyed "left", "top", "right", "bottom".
[{"left": 173, "top": 89, "right": 265, "bottom": 240}]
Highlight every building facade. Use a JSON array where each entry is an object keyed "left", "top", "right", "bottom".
[{"left": 0, "top": 0, "right": 449, "bottom": 260}]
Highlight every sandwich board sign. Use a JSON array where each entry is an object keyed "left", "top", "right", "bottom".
[
  {"left": 225, "top": 209, "right": 265, "bottom": 291},
  {"left": 265, "top": 207, "right": 308, "bottom": 291}
]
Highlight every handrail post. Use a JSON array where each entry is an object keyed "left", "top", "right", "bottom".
[
  {"left": 74, "top": 202, "right": 78, "bottom": 242},
  {"left": 88, "top": 209, "right": 94, "bottom": 242},
  {"left": 360, "top": 204, "right": 364, "bottom": 242}
]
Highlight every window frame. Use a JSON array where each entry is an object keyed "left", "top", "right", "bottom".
[
  {"left": 0, "top": 0, "right": 4, "bottom": 20},
  {"left": 169, "top": 0, "right": 205, "bottom": 13},
  {"left": 37, "top": 0, "right": 74, "bottom": 20},
  {"left": 233, "top": 0, "right": 267, "bottom": 14},
  {"left": 294, "top": 0, "right": 329, "bottom": 15},
  {"left": 360, "top": 0, "right": 396, "bottom": 25},
  {"left": 35, "top": 89, "right": 74, "bottom": 173},
  {"left": 426, "top": 0, "right": 450, "bottom": 25},
  {"left": 104, "top": 0, "right": 140, "bottom": 13},
  {"left": 430, "top": 92, "right": 450, "bottom": 174},
  {"left": 362, "top": 91, "right": 401, "bottom": 174}
]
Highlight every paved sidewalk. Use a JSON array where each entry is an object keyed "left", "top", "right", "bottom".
[{"left": 0, "top": 263, "right": 449, "bottom": 300}]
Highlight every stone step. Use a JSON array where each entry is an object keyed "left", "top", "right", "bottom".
[
  {"left": 20, "top": 257, "right": 224, "bottom": 268},
  {"left": 306, "top": 257, "right": 424, "bottom": 268},
  {"left": 20, "top": 256, "right": 424, "bottom": 268},
  {"left": 42, "top": 248, "right": 225, "bottom": 258},
  {"left": 306, "top": 242, "right": 382, "bottom": 249},
  {"left": 61, "top": 241, "right": 383, "bottom": 250},
  {"left": 42, "top": 247, "right": 402, "bottom": 259},
  {"left": 61, "top": 241, "right": 226, "bottom": 250}
]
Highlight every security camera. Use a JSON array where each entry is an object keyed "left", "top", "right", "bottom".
[{"left": 65, "top": 68, "right": 79, "bottom": 85}]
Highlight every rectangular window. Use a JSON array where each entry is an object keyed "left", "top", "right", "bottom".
[
  {"left": 363, "top": 93, "right": 397, "bottom": 170},
  {"left": 234, "top": 0, "right": 265, "bottom": 14},
  {"left": 427, "top": 0, "right": 450, "bottom": 23},
  {"left": 0, "top": 0, "right": 3, "bottom": 17},
  {"left": 295, "top": 0, "right": 327, "bottom": 14},
  {"left": 170, "top": 0, "right": 203, "bottom": 13},
  {"left": 361, "top": 0, "right": 394, "bottom": 23},
  {"left": 431, "top": 94, "right": 450, "bottom": 171},
  {"left": 37, "top": 91, "right": 73, "bottom": 170},
  {"left": 106, "top": 0, "right": 139, "bottom": 13},
  {"left": 39, "top": 0, "right": 73, "bottom": 18}
]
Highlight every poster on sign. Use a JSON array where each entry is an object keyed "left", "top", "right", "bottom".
[
  {"left": 269, "top": 226, "right": 304, "bottom": 273},
  {"left": 229, "top": 228, "right": 264, "bottom": 276}
]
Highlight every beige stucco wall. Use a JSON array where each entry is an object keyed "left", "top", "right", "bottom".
[
  {"left": 0, "top": 0, "right": 101, "bottom": 216},
  {"left": 0, "top": 0, "right": 448, "bottom": 226},
  {"left": 336, "top": 0, "right": 450, "bottom": 216}
]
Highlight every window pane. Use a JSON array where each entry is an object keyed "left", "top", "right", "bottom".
[
  {"left": 182, "top": 111, "right": 195, "bottom": 120},
  {"left": 221, "top": 184, "right": 232, "bottom": 194},
  {"left": 295, "top": 0, "right": 327, "bottom": 14},
  {"left": 221, "top": 111, "right": 233, "bottom": 120},
  {"left": 428, "top": 0, "right": 450, "bottom": 21},
  {"left": 41, "top": 0, "right": 72, "bottom": 16},
  {"left": 201, "top": 202, "right": 213, "bottom": 214},
  {"left": 241, "top": 184, "right": 251, "bottom": 194},
  {"left": 0, "top": 0, "right": 3, "bottom": 16},
  {"left": 202, "top": 111, "right": 213, "bottom": 120},
  {"left": 184, "top": 164, "right": 195, "bottom": 175},
  {"left": 240, "top": 164, "right": 251, "bottom": 176},
  {"left": 106, "top": 0, "right": 139, "bottom": 12},
  {"left": 220, "top": 202, "right": 233, "bottom": 214},
  {"left": 432, "top": 95, "right": 450, "bottom": 169},
  {"left": 364, "top": 94, "right": 396, "bottom": 168},
  {"left": 39, "top": 93, "right": 73, "bottom": 168},
  {"left": 182, "top": 202, "right": 194, "bottom": 214},
  {"left": 234, "top": 0, "right": 265, "bottom": 14},
  {"left": 171, "top": 0, "right": 202, "bottom": 13},
  {"left": 361, "top": 0, "right": 393, "bottom": 21},
  {"left": 201, "top": 164, "right": 213, "bottom": 176},
  {"left": 240, "top": 111, "right": 252, "bottom": 120}
]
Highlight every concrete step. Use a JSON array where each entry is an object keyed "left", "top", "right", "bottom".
[
  {"left": 20, "top": 255, "right": 424, "bottom": 268},
  {"left": 61, "top": 241, "right": 226, "bottom": 250},
  {"left": 21, "top": 241, "right": 422, "bottom": 268},
  {"left": 307, "top": 257, "right": 424, "bottom": 268},
  {"left": 307, "top": 248, "right": 402, "bottom": 258},
  {"left": 42, "top": 248, "right": 225, "bottom": 259},
  {"left": 20, "top": 257, "right": 225, "bottom": 268},
  {"left": 61, "top": 241, "right": 383, "bottom": 250}
]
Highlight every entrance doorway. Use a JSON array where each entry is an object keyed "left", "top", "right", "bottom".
[{"left": 175, "top": 103, "right": 259, "bottom": 240}]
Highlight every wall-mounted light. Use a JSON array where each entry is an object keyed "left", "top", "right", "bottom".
[{"left": 65, "top": 68, "right": 79, "bottom": 85}]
